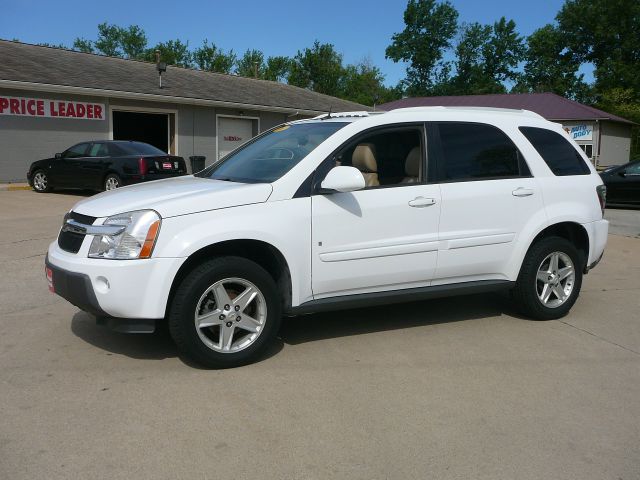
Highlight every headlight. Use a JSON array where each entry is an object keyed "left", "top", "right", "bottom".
[{"left": 88, "top": 210, "right": 161, "bottom": 259}]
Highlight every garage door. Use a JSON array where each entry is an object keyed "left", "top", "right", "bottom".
[
  {"left": 113, "top": 111, "right": 170, "bottom": 153},
  {"left": 218, "top": 117, "right": 255, "bottom": 160}
]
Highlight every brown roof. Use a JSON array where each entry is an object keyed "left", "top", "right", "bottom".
[
  {"left": 379, "top": 92, "right": 633, "bottom": 124},
  {"left": 0, "top": 40, "right": 367, "bottom": 114}
]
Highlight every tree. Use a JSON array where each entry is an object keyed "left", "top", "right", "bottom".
[
  {"left": 236, "top": 49, "right": 265, "bottom": 78},
  {"left": 288, "top": 41, "right": 344, "bottom": 96},
  {"left": 93, "top": 22, "right": 122, "bottom": 57},
  {"left": 449, "top": 22, "right": 493, "bottom": 94},
  {"left": 146, "top": 40, "right": 192, "bottom": 68},
  {"left": 119, "top": 25, "right": 147, "bottom": 59},
  {"left": 192, "top": 40, "right": 236, "bottom": 73},
  {"left": 557, "top": 0, "right": 640, "bottom": 98},
  {"left": 446, "top": 17, "right": 524, "bottom": 95},
  {"left": 514, "top": 24, "right": 590, "bottom": 100},
  {"left": 385, "top": 0, "right": 458, "bottom": 95},
  {"left": 341, "top": 58, "right": 402, "bottom": 106},
  {"left": 72, "top": 38, "right": 94, "bottom": 53},
  {"left": 483, "top": 17, "right": 525, "bottom": 86},
  {"left": 73, "top": 23, "right": 146, "bottom": 59},
  {"left": 263, "top": 56, "right": 291, "bottom": 82}
]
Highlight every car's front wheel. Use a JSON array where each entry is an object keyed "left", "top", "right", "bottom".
[
  {"left": 512, "top": 236, "right": 583, "bottom": 320},
  {"left": 168, "top": 256, "right": 282, "bottom": 368},
  {"left": 104, "top": 174, "right": 121, "bottom": 191},
  {"left": 32, "top": 170, "right": 51, "bottom": 193}
]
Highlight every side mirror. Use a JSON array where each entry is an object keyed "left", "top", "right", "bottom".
[
  {"left": 618, "top": 171, "right": 626, "bottom": 177},
  {"left": 319, "top": 166, "right": 365, "bottom": 193},
  {"left": 55, "top": 153, "right": 62, "bottom": 159}
]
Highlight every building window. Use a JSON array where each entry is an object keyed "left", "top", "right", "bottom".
[{"left": 578, "top": 144, "right": 594, "bottom": 159}]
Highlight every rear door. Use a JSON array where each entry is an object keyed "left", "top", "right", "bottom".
[
  {"left": 84, "top": 142, "right": 111, "bottom": 189},
  {"left": 431, "top": 122, "right": 545, "bottom": 283},
  {"left": 311, "top": 124, "right": 442, "bottom": 298}
]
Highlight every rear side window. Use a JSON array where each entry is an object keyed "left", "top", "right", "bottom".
[
  {"left": 435, "top": 122, "right": 525, "bottom": 181},
  {"left": 519, "top": 127, "right": 591, "bottom": 176}
]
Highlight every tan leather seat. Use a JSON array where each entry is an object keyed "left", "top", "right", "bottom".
[
  {"left": 401, "top": 146, "right": 421, "bottom": 183},
  {"left": 352, "top": 143, "right": 379, "bottom": 187}
]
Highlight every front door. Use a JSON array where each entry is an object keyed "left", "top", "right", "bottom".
[
  {"left": 311, "top": 125, "right": 441, "bottom": 298},
  {"left": 49, "top": 142, "right": 90, "bottom": 187}
]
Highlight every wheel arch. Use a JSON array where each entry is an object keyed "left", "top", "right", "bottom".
[
  {"left": 165, "top": 239, "right": 293, "bottom": 318},
  {"left": 525, "top": 221, "right": 590, "bottom": 270}
]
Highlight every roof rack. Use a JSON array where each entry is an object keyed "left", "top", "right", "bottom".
[
  {"left": 310, "top": 111, "right": 383, "bottom": 120},
  {"left": 387, "top": 106, "right": 544, "bottom": 119}
]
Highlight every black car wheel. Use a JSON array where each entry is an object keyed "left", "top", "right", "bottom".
[
  {"left": 104, "top": 174, "right": 122, "bottom": 191},
  {"left": 512, "top": 236, "right": 583, "bottom": 320},
  {"left": 168, "top": 256, "right": 282, "bottom": 368},
  {"left": 32, "top": 170, "right": 51, "bottom": 193}
]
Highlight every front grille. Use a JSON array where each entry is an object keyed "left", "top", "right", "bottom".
[{"left": 58, "top": 212, "right": 97, "bottom": 254}]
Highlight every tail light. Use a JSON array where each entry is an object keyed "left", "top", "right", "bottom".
[
  {"left": 596, "top": 184, "right": 606, "bottom": 216},
  {"left": 138, "top": 157, "right": 148, "bottom": 175}
]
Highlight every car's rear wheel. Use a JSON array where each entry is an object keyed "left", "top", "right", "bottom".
[
  {"left": 168, "top": 256, "right": 282, "bottom": 368},
  {"left": 104, "top": 174, "right": 121, "bottom": 191},
  {"left": 512, "top": 236, "right": 583, "bottom": 320},
  {"left": 32, "top": 170, "right": 51, "bottom": 193}
]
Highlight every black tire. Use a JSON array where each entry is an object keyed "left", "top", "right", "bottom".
[
  {"left": 512, "top": 236, "right": 584, "bottom": 320},
  {"left": 104, "top": 173, "right": 122, "bottom": 191},
  {"left": 168, "top": 256, "right": 282, "bottom": 368},
  {"left": 32, "top": 169, "right": 51, "bottom": 193}
]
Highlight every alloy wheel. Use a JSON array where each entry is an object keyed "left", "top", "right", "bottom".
[
  {"left": 194, "top": 277, "right": 267, "bottom": 353},
  {"left": 33, "top": 172, "right": 47, "bottom": 191},
  {"left": 535, "top": 251, "right": 575, "bottom": 308}
]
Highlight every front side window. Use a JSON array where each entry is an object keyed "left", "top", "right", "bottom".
[
  {"left": 63, "top": 143, "right": 89, "bottom": 159},
  {"left": 198, "top": 122, "right": 347, "bottom": 183},
  {"left": 520, "top": 127, "right": 591, "bottom": 176},
  {"left": 624, "top": 162, "right": 640, "bottom": 175},
  {"left": 330, "top": 126, "right": 424, "bottom": 188},
  {"left": 436, "top": 122, "right": 524, "bottom": 181}
]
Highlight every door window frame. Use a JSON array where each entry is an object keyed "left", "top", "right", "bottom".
[
  {"left": 429, "top": 121, "right": 532, "bottom": 184},
  {"left": 311, "top": 122, "right": 432, "bottom": 195}
]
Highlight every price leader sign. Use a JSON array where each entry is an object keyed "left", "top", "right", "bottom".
[{"left": 0, "top": 95, "right": 105, "bottom": 120}]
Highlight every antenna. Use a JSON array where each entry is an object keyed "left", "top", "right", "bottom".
[
  {"left": 321, "top": 106, "right": 333, "bottom": 120},
  {"left": 155, "top": 50, "right": 167, "bottom": 89}
]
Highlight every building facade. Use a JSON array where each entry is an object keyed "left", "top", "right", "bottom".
[
  {"left": 0, "top": 41, "right": 366, "bottom": 182},
  {"left": 379, "top": 93, "right": 634, "bottom": 168}
]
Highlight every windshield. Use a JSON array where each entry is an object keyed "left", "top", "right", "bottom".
[{"left": 197, "top": 122, "right": 348, "bottom": 183}]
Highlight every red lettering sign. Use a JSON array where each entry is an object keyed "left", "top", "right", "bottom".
[{"left": 0, "top": 95, "right": 105, "bottom": 120}]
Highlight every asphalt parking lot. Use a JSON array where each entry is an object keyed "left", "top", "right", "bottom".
[{"left": 1, "top": 190, "right": 639, "bottom": 480}]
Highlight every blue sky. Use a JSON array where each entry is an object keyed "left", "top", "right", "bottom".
[{"left": 2, "top": 0, "right": 582, "bottom": 86}]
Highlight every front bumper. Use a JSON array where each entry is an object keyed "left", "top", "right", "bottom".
[{"left": 46, "top": 239, "right": 185, "bottom": 321}]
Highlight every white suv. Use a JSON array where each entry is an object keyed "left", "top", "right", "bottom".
[{"left": 46, "top": 107, "right": 609, "bottom": 367}]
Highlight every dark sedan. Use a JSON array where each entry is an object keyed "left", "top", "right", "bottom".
[
  {"left": 27, "top": 141, "right": 187, "bottom": 193},
  {"left": 600, "top": 160, "right": 640, "bottom": 206}
]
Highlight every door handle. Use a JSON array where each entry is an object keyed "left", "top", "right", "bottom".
[
  {"left": 512, "top": 187, "right": 534, "bottom": 197},
  {"left": 408, "top": 196, "right": 436, "bottom": 207}
]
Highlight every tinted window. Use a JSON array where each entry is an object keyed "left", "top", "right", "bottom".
[
  {"left": 198, "top": 122, "right": 347, "bottom": 183},
  {"left": 89, "top": 143, "right": 109, "bottom": 157},
  {"left": 117, "top": 142, "right": 166, "bottom": 155},
  {"left": 63, "top": 143, "right": 89, "bottom": 158},
  {"left": 625, "top": 162, "right": 640, "bottom": 175},
  {"left": 437, "top": 123, "right": 522, "bottom": 181},
  {"left": 519, "top": 127, "right": 591, "bottom": 176}
]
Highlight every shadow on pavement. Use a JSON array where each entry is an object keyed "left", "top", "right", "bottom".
[
  {"left": 70, "top": 293, "right": 518, "bottom": 364},
  {"left": 281, "top": 291, "right": 517, "bottom": 345},
  {"left": 70, "top": 311, "right": 284, "bottom": 368}
]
